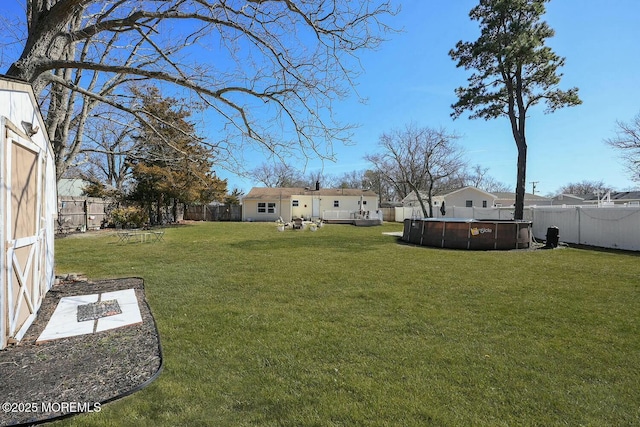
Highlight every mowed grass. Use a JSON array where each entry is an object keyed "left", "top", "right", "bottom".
[{"left": 53, "top": 222, "right": 640, "bottom": 426}]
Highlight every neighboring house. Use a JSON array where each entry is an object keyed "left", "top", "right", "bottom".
[
  {"left": 492, "top": 192, "right": 553, "bottom": 207},
  {"left": 58, "top": 178, "right": 91, "bottom": 197},
  {"left": 551, "top": 194, "right": 586, "bottom": 206},
  {"left": 242, "top": 185, "right": 379, "bottom": 222},
  {"left": 582, "top": 191, "right": 640, "bottom": 206},
  {"left": 402, "top": 186, "right": 499, "bottom": 209},
  {"left": 401, "top": 191, "right": 441, "bottom": 208},
  {"left": 0, "top": 76, "right": 57, "bottom": 349},
  {"left": 438, "top": 186, "right": 498, "bottom": 208}
]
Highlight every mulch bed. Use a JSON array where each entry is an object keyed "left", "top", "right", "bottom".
[{"left": 0, "top": 277, "right": 162, "bottom": 426}]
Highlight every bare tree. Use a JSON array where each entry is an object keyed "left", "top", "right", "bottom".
[
  {"left": 556, "top": 180, "right": 612, "bottom": 197},
  {"left": 335, "top": 170, "right": 369, "bottom": 189},
  {"left": 3, "top": 0, "right": 395, "bottom": 180},
  {"left": 302, "top": 170, "right": 333, "bottom": 189},
  {"left": 605, "top": 112, "right": 640, "bottom": 182},
  {"left": 480, "top": 178, "right": 512, "bottom": 194},
  {"left": 464, "top": 164, "right": 511, "bottom": 193},
  {"left": 80, "top": 106, "right": 137, "bottom": 193},
  {"left": 250, "top": 162, "right": 305, "bottom": 188},
  {"left": 363, "top": 169, "right": 396, "bottom": 203},
  {"left": 365, "top": 124, "right": 466, "bottom": 217}
]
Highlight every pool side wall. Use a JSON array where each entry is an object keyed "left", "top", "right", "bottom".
[{"left": 402, "top": 219, "right": 531, "bottom": 250}]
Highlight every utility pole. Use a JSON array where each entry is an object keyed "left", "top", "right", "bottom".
[{"left": 530, "top": 181, "right": 539, "bottom": 195}]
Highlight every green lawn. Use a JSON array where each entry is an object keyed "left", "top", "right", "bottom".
[{"left": 54, "top": 222, "right": 640, "bottom": 426}]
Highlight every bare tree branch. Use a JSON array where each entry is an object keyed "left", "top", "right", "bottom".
[
  {"left": 4, "top": 0, "right": 396, "bottom": 180},
  {"left": 365, "top": 123, "right": 466, "bottom": 217},
  {"left": 605, "top": 112, "right": 640, "bottom": 182}
]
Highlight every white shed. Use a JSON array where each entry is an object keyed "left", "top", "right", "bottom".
[{"left": 0, "top": 76, "right": 57, "bottom": 349}]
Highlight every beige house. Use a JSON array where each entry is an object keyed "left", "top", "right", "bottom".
[
  {"left": 242, "top": 186, "right": 379, "bottom": 222},
  {"left": 1, "top": 76, "right": 57, "bottom": 349}
]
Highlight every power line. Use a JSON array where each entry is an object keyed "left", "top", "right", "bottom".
[{"left": 530, "top": 181, "right": 539, "bottom": 195}]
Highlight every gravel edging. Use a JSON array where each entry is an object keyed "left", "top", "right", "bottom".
[{"left": 0, "top": 277, "right": 162, "bottom": 426}]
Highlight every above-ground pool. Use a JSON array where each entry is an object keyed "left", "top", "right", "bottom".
[{"left": 402, "top": 218, "right": 532, "bottom": 250}]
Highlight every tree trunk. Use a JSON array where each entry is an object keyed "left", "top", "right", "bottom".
[
  {"left": 514, "top": 143, "right": 527, "bottom": 220},
  {"left": 507, "top": 100, "right": 527, "bottom": 221},
  {"left": 156, "top": 193, "right": 164, "bottom": 225},
  {"left": 427, "top": 181, "right": 435, "bottom": 218},
  {"left": 172, "top": 198, "right": 178, "bottom": 223},
  {"left": 408, "top": 182, "right": 429, "bottom": 218}
]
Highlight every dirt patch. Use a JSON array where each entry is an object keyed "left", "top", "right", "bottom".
[{"left": 0, "top": 278, "right": 162, "bottom": 426}]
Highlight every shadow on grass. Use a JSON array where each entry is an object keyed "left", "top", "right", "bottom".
[{"left": 565, "top": 243, "right": 640, "bottom": 257}]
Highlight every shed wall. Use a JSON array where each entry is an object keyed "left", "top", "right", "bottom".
[{"left": 0, "top": 79, "right": 56, "bottom": 349}]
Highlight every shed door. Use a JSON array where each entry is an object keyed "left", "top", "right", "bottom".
[{"left": 2, "top": 126, "right": 46, "bottom": 347}]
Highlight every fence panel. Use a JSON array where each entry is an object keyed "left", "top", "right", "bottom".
[
  {"left": 394, "top": 206, "right": 518, "bottom": 222},
  {"left": 184, "top": 205, "right": 206, "bottom": 221},
  {"left": 58, "top": 197, "right": 114, "bottom": 232},
  {"left": 531, "top": 206, "right": 640, "bottom": 251},
  {"left": 531, "top": 207, "right": 580, "bottom": 244},
  {"left": 394, "top": 204, "right": 640, "bottom": 250},
  {"left": 578, "top": 208, "right": 639, "bottom": 251},
  {"left": 379, "top": 207, "right": 395, "bottom": 222},
  {"left": 183, "top": 204, "right": 242, "bottom": 221},
  {"left": 394, "top": 207, "right": 424, "bottom": 222},
  {"left": 58, "top": 198, "right": 188, "bottom": 232}
]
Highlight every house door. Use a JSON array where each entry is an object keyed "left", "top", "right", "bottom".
[
  {"left": 1, "top": 124, "right": 47, "bottom": 348},
  {"left": 312, "top": 198, "right": 320, "bottom": 218}
]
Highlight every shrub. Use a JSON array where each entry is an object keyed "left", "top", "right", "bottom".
[{"left": 110, "top": 206, "right": 148, "bottom": 228}]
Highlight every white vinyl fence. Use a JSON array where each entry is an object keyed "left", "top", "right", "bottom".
[
  {"left": 323, "top": 210, "right": 384, "bottom": 221},
  {"left": 394, "top": 206, "right": 528, "bottom": 221},
  {"left": 530, "top": 206, "right": 640, "bottom": 251},
  {"left": 395, "top": 205, "right": 640, "bottom": 251}
]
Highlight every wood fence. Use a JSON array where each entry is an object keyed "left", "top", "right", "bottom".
[
  {"left": 58, "top": 197, "right": 115, "bottom": 232},
  {"left": 57, "top": 198, "right": 187, "bottom": 232},
  {"left": 183, "top": 204, "right": 242, "bottom": 221}
]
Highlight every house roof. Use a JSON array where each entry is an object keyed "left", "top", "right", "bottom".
[
  {"left": 244, "top": 187, "right": 377, "bottom": 200},
  {"left": 440, "top": 186, "right": 498, "bottom": 199},
  {"left": 582, "top": 191, "right": 640, "bottom": 201},
  {"left": 553, "top": 193, "right": 585, "bottom": 200},
  {"left": 492, "top": 192, "right": 551, "bottom": 201},
  {"left": 402, "top": 187, "right": 501, "bottom": 203}
]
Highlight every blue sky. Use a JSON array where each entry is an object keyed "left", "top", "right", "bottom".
[
  {"left": 2, "top": 1, "right": 639, "bottom": 196},
  {"left": 274, "top": 0, "right": 640, "bottom": 197}
]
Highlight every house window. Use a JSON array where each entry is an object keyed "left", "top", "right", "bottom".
[
  {"left": 258, "top": 202, "right": 276, "bottom": 214},
  {"left": 466, "top": 200, "right": 473, "bottom": 208},
  {"left": 334, "top": 200, "right": 340, "bottom": 208},
  {"left": 482, "top": 200, "right": 487, "bottom": 208},
  {"left": 292, "top": 200, "right": 299, "bottom": 207}
]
